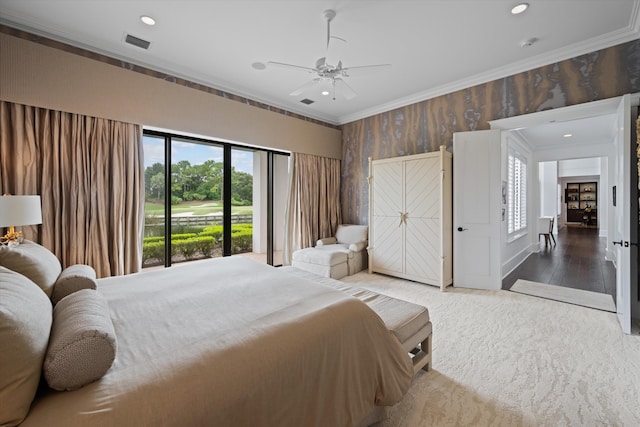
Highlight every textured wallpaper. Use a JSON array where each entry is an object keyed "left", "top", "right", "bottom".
[{"left": 342, "top": 39, "right": 640, "bottom": 224}]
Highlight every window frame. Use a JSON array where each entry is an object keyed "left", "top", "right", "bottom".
[{"left": 143, "top": 128, "right": 289, "bottom": 268}]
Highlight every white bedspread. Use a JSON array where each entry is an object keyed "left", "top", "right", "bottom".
[{"left": 22, "top": 257, "right": 412, "bottom": 426}]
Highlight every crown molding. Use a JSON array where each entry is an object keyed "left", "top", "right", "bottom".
[
  {"left": 338, "top": 4, "right": 640, "bottom": 125},
  {"left": 0, "top": 19, "right": 341, "bottom": 127}
]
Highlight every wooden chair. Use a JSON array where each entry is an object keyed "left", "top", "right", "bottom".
[{"left": 538, "top": 216, "right": 556, "bottom": 246}]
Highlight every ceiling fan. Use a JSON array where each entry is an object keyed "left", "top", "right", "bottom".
[{"left": 267, "top": 9, "right": 391, "bottom": 101}]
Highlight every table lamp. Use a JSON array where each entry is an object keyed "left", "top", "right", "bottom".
[{"left": 0, "top": 194, "right": 43, "bottom": 247}]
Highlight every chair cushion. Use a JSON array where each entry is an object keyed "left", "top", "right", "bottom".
[
  {"left": 0, "top": 267, "right": 53, "bottom": 426},
  {"left": 44, "top": 289, "right": 117, "bottom": 391},
  {"left": 335, "top": 224, "right": 368, "bottom": 245},
  {"left": 0, "top": 240, "right": 62, "bottom": 297},
  {"left": 52, "top": 264, "right": 98, "bottom": 305},
  {"left": 292, "top": 247, "right": 348, "bottom": 266}
]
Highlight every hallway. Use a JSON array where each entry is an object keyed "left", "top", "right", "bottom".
[{"left": 502, "top": 226, "right": 616, "bottom": 301}]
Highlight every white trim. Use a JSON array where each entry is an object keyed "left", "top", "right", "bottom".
[
  {"left": 490, "top": 97, "right": 623, "bottom": 131},
  {"left": 501, "top": 245, "right": 535, "bottom": 280},
  {"left": 2, "top": 7, "right": 638, "bottom": 127},
  {"left": 340, "top": 12, "right": 640, "bottom": 125},
  {"left": 0, "top": 18, "right": 342, "bottom": 126}
]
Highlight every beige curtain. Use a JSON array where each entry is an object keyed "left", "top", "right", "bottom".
[
  {"left": 0, "top": 101, "right": 144, "bottom": 277},
  {"left": 283, "top": 153, "right": 341, "bottom": 265}
]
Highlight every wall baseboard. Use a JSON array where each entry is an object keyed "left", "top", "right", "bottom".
[{"left": 502, "top": 244, "right": 536, "bottom": 279}]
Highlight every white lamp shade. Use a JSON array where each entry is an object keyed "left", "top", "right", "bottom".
[{"left": 0, "top": 195, "right": 43, "bottom": 227}]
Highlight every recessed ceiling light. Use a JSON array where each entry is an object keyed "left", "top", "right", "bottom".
[
  {"left": 251, "top": 62, "right": 266, "bottom": 70},
  {"left": 140, "top": 15, "right": 156, "bottom": 26},
  {"left": 520, "top": 37, "right": 537, "bottom": 48},
  {"left": 321, "top": 90, "right": 330, "bottom": 96},
  {"left": 511, "top": 3, "right": 529, "bottom": 14},
  {"left": 563, "top": 133, "right": 573, "bottom": 138}
]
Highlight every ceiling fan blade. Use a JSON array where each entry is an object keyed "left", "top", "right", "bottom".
[
  {"left": 325, "top": 36, "right": 346, "bottom": 67},
  {"left": 342, "top": 63, "right": 392, "bottom": 75},
  {"left": 334, "top": 78, "right": 357, "bottom": 100},
  {"left": 290, "top": 78, "right": 321, "bottom": 96},
  {"left": 267, "top": 61, "right": 316, "bottom": 73}
]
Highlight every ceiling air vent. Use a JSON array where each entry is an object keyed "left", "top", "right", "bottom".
[
  {"left": 125, "top": 34, "right": 151, "bottom": 50},
  {"left": 300, "top": 98, "right": 315, "bottom": 105}
]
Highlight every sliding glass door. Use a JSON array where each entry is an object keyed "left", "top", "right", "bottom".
[
  {"left": 228, "top": 148, "right": 288, "bottom": 266},
  {"left": 142, "top": 130, "right": 288, "bottom": 268},
  {"left": 142, "top": 134, "right": 167, "bottom": 267},
  {"left": 169, "top": 138, "right": 225, "bottom": 265}
]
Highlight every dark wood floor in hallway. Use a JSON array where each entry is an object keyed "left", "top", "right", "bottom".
[{"left": 502, "top": 226, "right": 616, "bottom": 301}]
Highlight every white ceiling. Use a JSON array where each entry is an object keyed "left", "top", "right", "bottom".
[
  {"left": 0, "top": 0, "right": 638, "bottom": 125},
  {"left": 515, "top": 114, "right": 618, "bottom": 150}
]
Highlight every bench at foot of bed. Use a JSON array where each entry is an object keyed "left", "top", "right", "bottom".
[{"left": 281, "top": 266, "right": 432, "bottom": 374}]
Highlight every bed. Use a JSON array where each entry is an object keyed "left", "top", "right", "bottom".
[{"left": 1, "top": 247, "right": 415, "bottom": 427}]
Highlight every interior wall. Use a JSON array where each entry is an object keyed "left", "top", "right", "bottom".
[
  {"left": 273, "top": 154, "right": 289, "bottom": 252},
  {"left": 558, "top": 158, "right": 601, "bottom": 177},
  {"left": 501, "top": 133, "right": 534, "bottom": 276},
  {"left": 539, "top": 161, "right": 558, "bottom": 230},
  {"left": 341, "top": 38, "right": 640, "bottom": 224},
  {"left": 0, "top": 31, "right": 342, "bottom": 159}
]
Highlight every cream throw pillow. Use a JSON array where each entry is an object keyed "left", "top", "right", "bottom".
[
  {"left": 335, "top": 224, "right": 368, "bottom": 245},
  {"left": 0, "top": 240, "right": 62, "bottom": 297},
  {"left": 0, "top": 267, "right": 53, "bottom": 426},
  {"left": 51, "top": 264, "right": 98, "bottom": 305},
  {"left": 44, "top": 289, "right": 117, "bottom": 391}
]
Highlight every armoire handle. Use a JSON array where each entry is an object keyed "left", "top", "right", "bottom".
[{"left": 398, "top": 212, "right": 408, "bottom": 226}]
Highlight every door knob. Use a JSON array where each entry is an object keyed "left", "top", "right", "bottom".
[
  {"left": 457, "top": 227, "right": 468, "bottom": 232},
  {"left": 613, "top": 240, "right": 623, "bottom": 246}
]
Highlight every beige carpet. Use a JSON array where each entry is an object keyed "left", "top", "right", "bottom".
[
  {"left": 341, "top": 272, "right": 640, "bottom": 427},
  {"left": 510, "top": 279, "right": 616, "bottom": 312}
]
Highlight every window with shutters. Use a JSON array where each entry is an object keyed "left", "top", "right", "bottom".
[{"left": 507, "top": 151, "right": 527, "bottom": 237}]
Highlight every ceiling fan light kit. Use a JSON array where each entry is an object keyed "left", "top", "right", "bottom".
[{"left": 266, "top": 9, "right": 391, "bottom": 102}]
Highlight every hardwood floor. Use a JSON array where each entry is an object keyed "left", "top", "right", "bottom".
[{"left": 502, "top": 226, "right": 616, "bottom": 301}]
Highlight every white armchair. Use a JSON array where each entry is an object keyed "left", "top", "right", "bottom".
[
  {"left": 292, "top": 224, "right": 369, "bottom": 279},
  {"left": 324, "top": 224, "right": 368, "bottom": 275}
]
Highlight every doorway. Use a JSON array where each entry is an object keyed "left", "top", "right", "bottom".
[
  {"left": 502, "top": 227, "right": 616, "bottom": 300},
  {"left": 502, "top": 156, "right": 615, "bottom": 298},
  {"left": 453, "top": 95, "right": 639, "bottom": 333}
]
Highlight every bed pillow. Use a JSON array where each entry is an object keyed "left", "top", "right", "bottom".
[
  {"left": 51, "top": 264, "right": 98, "bottom": 305},
  {"left": 0, "top": 267, "right": 53, "bottom": 427},
  {"left": 44, "top": 289, "right": 117, "bottom": 391},
  {"left": 0, "top": 240, "right": 62, "bottom": 297}
]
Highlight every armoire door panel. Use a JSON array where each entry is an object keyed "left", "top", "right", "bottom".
[
  {"left": 405, "top": 158, "right": 440, "bottom": 219},
  {"left": 405, "top": 217, "right": 440, "bottom": 281},
  {"left": 371, "top": 216, "right": 403, "bottom": 273},
  {"left": 372, "top": 162, "right": 403, "bottom": 217}
]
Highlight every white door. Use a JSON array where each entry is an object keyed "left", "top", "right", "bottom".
[
  {"left": 614, "top": 94, "right": 632, "bottom": 334},
  {"left": 453, "top": 129, "right": 502, "bottom": 289}
]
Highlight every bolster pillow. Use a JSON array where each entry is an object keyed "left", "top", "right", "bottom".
[
  {"left": 348, "top": 241, "right": 368, "bottom": 252},
  {"left": 44, "top": 289, "right": 117, "bottom": 391},
  {"left": 316, "top": 237, "right": 337, "bottom": 247},
  {"left": 52, "top": 264, "right": 98, "bottom": 305}
]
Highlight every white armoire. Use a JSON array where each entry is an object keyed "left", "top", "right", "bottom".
[{"left": 368, "top": 145, "right": 452, "bottom": 290}]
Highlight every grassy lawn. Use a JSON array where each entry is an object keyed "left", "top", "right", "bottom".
[{"left": 145, "top": 201, "right": 253, "bottom": 216}]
